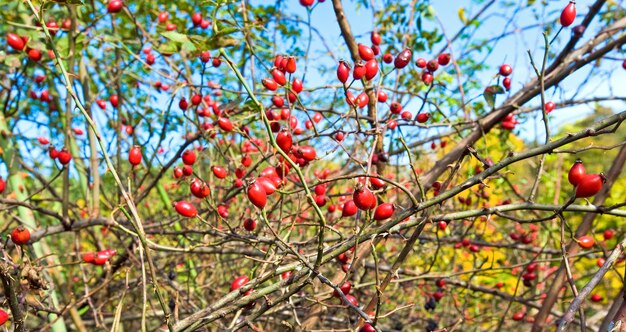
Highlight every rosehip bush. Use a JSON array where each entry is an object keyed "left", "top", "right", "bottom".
[{"left": 0, "top": 1, "right": 625, "bottom": 331}]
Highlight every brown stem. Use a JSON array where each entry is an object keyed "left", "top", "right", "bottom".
[
  {"left": 0, "top": 262, "right": 25, "bottom": 332},
  {"left": 331, "top": 0, "right": 384, "bottom": 174}
]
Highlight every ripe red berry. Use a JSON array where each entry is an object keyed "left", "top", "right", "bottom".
[
  {"left": 276, "top": 130, "right": 293, "bottom": 153},
  {"left": 212, "top": 166, "right": 228, "bottom": 179},
  {"left": 438, "top": 53, "right": 451, "bottom": 66},
  {"left": 390, "top": 102, "right": 402, "bottom": 114},
  {"left": 343, "top": 294, "right": 359, "bottom": 306},
  {"left": 416, "top": 113, "right": 430, "bottom": 123},
  {"left": 199, "top": 50, "right": 211, "bottom": 63},
  {"left": 382, "top": 53, "right": 393, "bottom": 63},
  {"left": 358, "top": 44, "right": 375, "bottom": 61},
  {"left": 394, "top": 48, "right": 412, "bottom": 69},
  {"left": 257, "top": 176, "right": 278, "bottom": 195},
  {"left": 438, "top": 220, "right": 448, "bottom": 231},
  {"left": 353, "top": 186, "right": 376, "bottom": 210},
  {"left": 604, "top": 229, "right": 614, "bottom": 240},
  {"left": 217, "top": 117, "right": 234, "bottom": 132},
  {"left": 544, "top": 101, "right": 556, "bottom": 113},
  {"left": 93, "top": 251, "right": 110, "bottom": 265},
  {"left": 248, "top": 182, "right": 268, "bottom": 209},
  {"left": 128, "top": 146, "right": 142, "bottom": 166},
  {"left": 291, "top": 77, "right": 303, "bottom": 93},
  {"left": 575, "top": 174, "right": 604, "bottom": 198},
  {"left": 241, "top": 154, "right": 252, "bottom": 167},
  {"left": 7, "top": 33, "right": 26, "bottom": 51},
  {"left": 271, "top": 95, "right": 284, "bottom": 108},
  {"left": 568, "top": 159, "right": 586, "bottom": 186},
  {"left": 499, "top": 64, "right": 512, "bottom": 76},
  {"left": 82, "top": 252, "right": 95, "bottom": 264},
  {"left": 342, "top": 200, "right": 358, "bottom": 217},
  {"left": 57, "top": 148, "right": 72, "bottom": 165},
  {"left": 353, "top": 61, "right": 366, "bottom": 80},
  {"left": 373, "top": 203, "right": 394, "bottom": 220},
  {"left": 590, "top": 293, "right": 603, "bottom": 302},
  {"left": 0, "top": 177, "right": 5, "bottom": 193},
  {"left": 577, "top": 235, "right": 595, "bottom": 249},
  {"left": 190, "top": 179, "right": 211, "bottom": 198},
  {"left": 285, "top": 56, "right": 297, "bottom": 73},
  {"left": 28, "top": 49, "right": 42, "bottom": 62},
  {"left": 377, "top": 90, "right": 388, "bottom": 103},
  {"left": 365, "top": 59, "right": 379, "bottom": 80},
  {"left": 299, "top": 0, "right": 315, "bottom": 7},
  {"left": 243, "top": 218, "right": 257, "bottom": 231},
  {"left": 271, "top": 68, "right": 287, "bottom": 86},
  {"left": 560, "top": 1, "right": 576, "bottom": 27},
  {"left": 262, "top": 78, "right": 278, "bottom": 91},
  {"left": 337, "top": 60, "right": 350, "bottom": 83},
  {"left": 415, "top": 58, "right": 427, "bottom": 68},
  {"left": 426, "top": 59, "right": 439, "bottom": 72},
  {"left": 421, "top": 72, "right": 433, "bottom": 85},
  {"left": 230, "top": 275, "right": 250, "bottom": 291},
  {"left": 49, "top": 147, "right": 59, "bottom": 159},
  {"left": 182, "top": 149, "right": 196, "bottom": 165},
  {"left": 107, "top": 0, "right": 124, "bottom": 13},
  {"left": 503, "top": 77, "right": 512, "bottom": 91},
  {"left": 0, "top": 309, "right": 9, "bottom": 326},
  {"left": 360, "top": 324, "right": 376, "bottom": 332},
  {"left": 294, "top": 145, "right": 316, "bottom": 161},
  {"left": 191, "top": 12, "right": 202, "bottom": 26},
  {"left": 175, "top": 201, "right": 198, "bottom": 218},
  {"left": 371, "top": 31, "right": 382, "bottom": 45},
  {"left": 110, "top": 95, "right": 119, "bottom": 108},
  {"left": 512, "top": 312, "right": 525, "bottom": 321},
  {"left": 11, "top": 226, "right": 30, "bottom": 245},
  {"left": 333, "top": 281, "right": 352, "bottom": 297}
]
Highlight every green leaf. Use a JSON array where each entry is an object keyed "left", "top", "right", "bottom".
[
  {"left": 483, "top": 85, "right": 504, "bottom": 109},
  {"left": 2, "top": 54, "right": 22, "bottom": 68},
  {"left": 157, "top": 42, "right": 180, "bottom": 56},
  {"left": 241, "top": 98, "right": 261, "bottom": 114},
  {"left": 160, "top": 31, "right": 192, "bottom": 44},
  {"left": 160, "top": 31, "right": 198, "bottom": 53}
]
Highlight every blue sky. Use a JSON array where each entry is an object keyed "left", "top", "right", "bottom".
[{"left": 281, "top": 0, "right": 626, "bottom": 142}]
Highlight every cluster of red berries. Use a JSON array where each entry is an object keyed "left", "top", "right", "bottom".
[
  {"left": 48, "top": 146, "right": 72, "bottom": 165},
  {"left": 415, "top": 52, "right": 452, "bottom": 86},
  {"left": 6, "top": 33, "right": 43, "bottom": 62},
  {"left": 82, "top": 249, "right": 117, "bottom": 266},
  {"left": 509, "top": 224, "right": 539, "bottom": 245},
  {"left": 453, "top": 238, "right": 481, "bottom": 253},
  {"left": 567, "top": 159, "right": 605, "bottom": 198}
]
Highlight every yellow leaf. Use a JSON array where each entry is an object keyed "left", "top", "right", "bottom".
[{"left": 458, "top": 7, "right": 468, "bottom": 24}]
